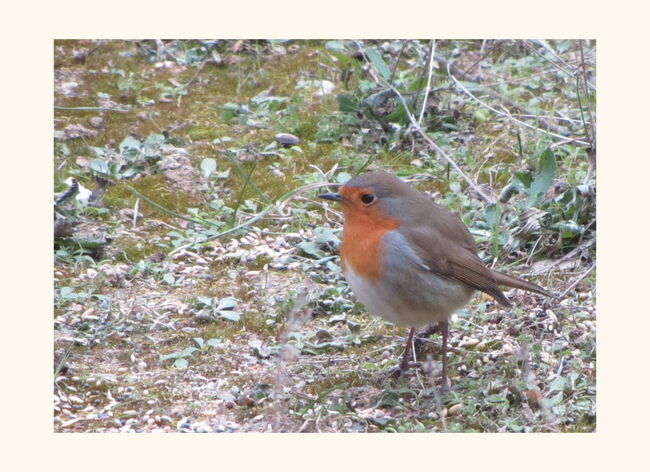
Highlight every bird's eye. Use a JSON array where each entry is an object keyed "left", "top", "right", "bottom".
[{"left": 361, "top": 193, "right": 375, "bottom": 204}]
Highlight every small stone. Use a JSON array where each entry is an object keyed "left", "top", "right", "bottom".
[
  {"left": 460, "top": 338, "right": 480, "bottom": 348},
  {"left": 89, "top": 116, "right": 104, "bottom": 129},
  {"left": 274, "top": 133, "right": 300, "bottom": 148},
  {"left": 61, "top": 417, "right": 83, "bottom": 428},
  {"left": 69, "top": 395, "right": 84, "bottom": 404},
  {"left": 236, "top": 396, "right": 256, "bottom": 408},
  {"left": 315, "top": 329, "right": 333, "bottom": 342},
  {"left": 448, "top": 403, "right": 464, "bottom": 416},
  {"left": 81, "top": 308, "right": 99, "bottom": 321}
]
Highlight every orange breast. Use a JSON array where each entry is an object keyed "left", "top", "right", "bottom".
[{"left": 340, "top": 205, "right": 399, "bottom": 281}]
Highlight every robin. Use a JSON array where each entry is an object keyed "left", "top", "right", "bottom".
[{"left": 318, "top": 170, "right": 551, "bottom": 389}]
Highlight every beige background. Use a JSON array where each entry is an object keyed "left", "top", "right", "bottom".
[{"left": 4, "top": 0, "right": 647, "bottom": 470}]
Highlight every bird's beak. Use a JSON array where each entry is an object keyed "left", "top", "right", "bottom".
[{"left": 318, "top": 192, "right": 343, "bottom": 202}]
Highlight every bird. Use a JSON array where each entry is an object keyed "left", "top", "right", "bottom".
[{"left": 318, "top": 169, "right": 551, "bottom": 390}]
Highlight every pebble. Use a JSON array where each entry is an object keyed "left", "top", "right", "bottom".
[
  {"left": 61, "top": 417, "right": 83, "bottom": 428},
  {"left": 81, "top": 308, "right": 100, "bottom": 321},
  {"left": 69, "top": 395, "right": 84, "bottom": 404},
  {"left": 460, "top": 338, "right": 480, "bottom": 348},
  {"left": 89, "top": 116, "right": 104, "bottom": 129},
  {"left": 274, "top": 133, "right": 300, "bottom": 148}
]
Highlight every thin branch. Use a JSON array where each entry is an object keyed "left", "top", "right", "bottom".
[
  {"left": 389, "top": 40, "right": 409, "bottom": 83},
  {"left": 386, "top": 83, "right": 495, "bottom": 203},
  {"left": 558, "top": 263, "right": 595, "bottom": 299},
  {"left": 417, "top": 40, "right": 436, "bottom": 127},
  {"left": 523, "top": 40, "right": 596, "bottom": 91},
  {"left": 578, "top": 41, "right": 597, "bottom": 148},
  {"left": 448, "top": 63, "right": 590, "bottom": 147},
  {"left": 526, "top": 238, "right": 595, "bottom": 276}
]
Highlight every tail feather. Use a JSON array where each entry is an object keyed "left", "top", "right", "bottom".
[{"left": 490, "top": 269, "right": 552, "bottom": 298}]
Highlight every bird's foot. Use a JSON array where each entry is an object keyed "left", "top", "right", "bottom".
[{"left": 386, "top": 361, "right": 421, "bottom": 380}]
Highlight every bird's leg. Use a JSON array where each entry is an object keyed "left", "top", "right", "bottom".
[
  {"left": 440, "top": 320, "right": 449, "bottom": 392},
  {"left": 400, "top": 327, "right": 416, "bottom": 370},
  {"left": 386, "top": 328, "right": 423, "bottom": 379}
]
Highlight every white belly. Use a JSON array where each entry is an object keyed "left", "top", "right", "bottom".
[
  {"left": 342, "top": 230, "right": 474, "bottom": 327},
  {"left": 343, "top": 266, "right": 473, "bottom": 327}
]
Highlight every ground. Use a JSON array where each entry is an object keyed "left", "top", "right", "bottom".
[{"left": 53, "top": 39, "right": 596, "bottom": 433}]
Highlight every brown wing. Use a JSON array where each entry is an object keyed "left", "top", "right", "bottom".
[
  {"left": 371, "top": 174, "right": 550, "bottom": 306},
  {"left": 398, "top": 198, "right": 518, "bottom": 307}
]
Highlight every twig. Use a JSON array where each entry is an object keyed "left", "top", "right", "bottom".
[
  {"left": 183, "top": 59, "right": 207, "bottom": 88},
  {"left": 525, "top": 40, "right": 596, "bottom": 91},
  {"left": 448, "top": 63, "right": 590, "bottom": 147},
  {"left": 126, "top": 186, "right": 214, "bottom": 227},
  {"left": 578, "top": 41, "right": 597, "bottom": 148},
  {"left": 387, "top": 84, "right": 495, "bottom": 203},
  {"left": 351, "top": 41, "right": 490, "bottom": 200},
  {"left": 54, "top": 106, "right": 128, "bottom": 112},
  {"left": 132, "top": 198, "right": 140, "bottom": 229},
  {"left": 558, "top": 263, "right": 595, "bottom": 299},
  {"left": 389, "top": 41, "right": 409, "bottom": 83},
  {"left": 526, "top": 238, "right": 595, "bottom": 276},
  {"left": 416, "top": 40, "right": 436, "bottom": 127},
  {"left": 215, "top": 137, "right": 273, "bottom": 205},
  {"left": 484, "top": 88, "right": 570, "bottom": 137}
]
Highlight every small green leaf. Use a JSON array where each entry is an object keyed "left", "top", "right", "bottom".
[
  {"left": 219, "top": 310, "right": 240, "bottom": 322},
  {"left": 365, "top": 48, "right": 391, "bottom": 81},
  {"left": 119, "top": 135, "right": 141, "bottom": 154},
  {"left": 336, "top": 94, "right": 358, "bottom": 113},
  {"left": 193, "top": 337, "right": 205, "bottom": 349},
  {"left": 549, "top": 376, "right": 566, "bottom": 393},
  {"left": 485, "top": 203, "right": 498, "bottom": 227},
  {"left": 174, "top": 358, "right": 189, "bottom": 368},
  {"left": 385, "top": 103, "right": 408, "bottom": 123},
  {"left": 180, "top": 347, "right": 199, "bottom": 357},
  {"left": 543, "top": 392, "right": 563, "bottom": 408},
  {"left": 160, "top": 352, "right": 180, "bottom": 362},
  {"left": 88, "top": 159, "right": 110, "bottom": 175},
  {"left": 196, "top": 295, "right": 213, "bottom": 306},
  {"left": 474, "top": 108, "right": 490, "bottom": 123},
  {"left": 217, "top": 297, "right": 238, "bottom": 311},
  {"left": 336, "top": 172, "right": 352, "bottom": 183},
  {"left": 325, "top": 40, "right": 346, "bottom": 52},
  {"left": 200, "top": 158, "right": 217, "bottom": 178},
  {"left": 298, "top": 241, "right": 324, "bottom": 258},
  {"left": 526, "top": 148, "right": 557, "bottom": 205},
  {"left": 486, "top": 394, "right": 507, "bottom": 404}
]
